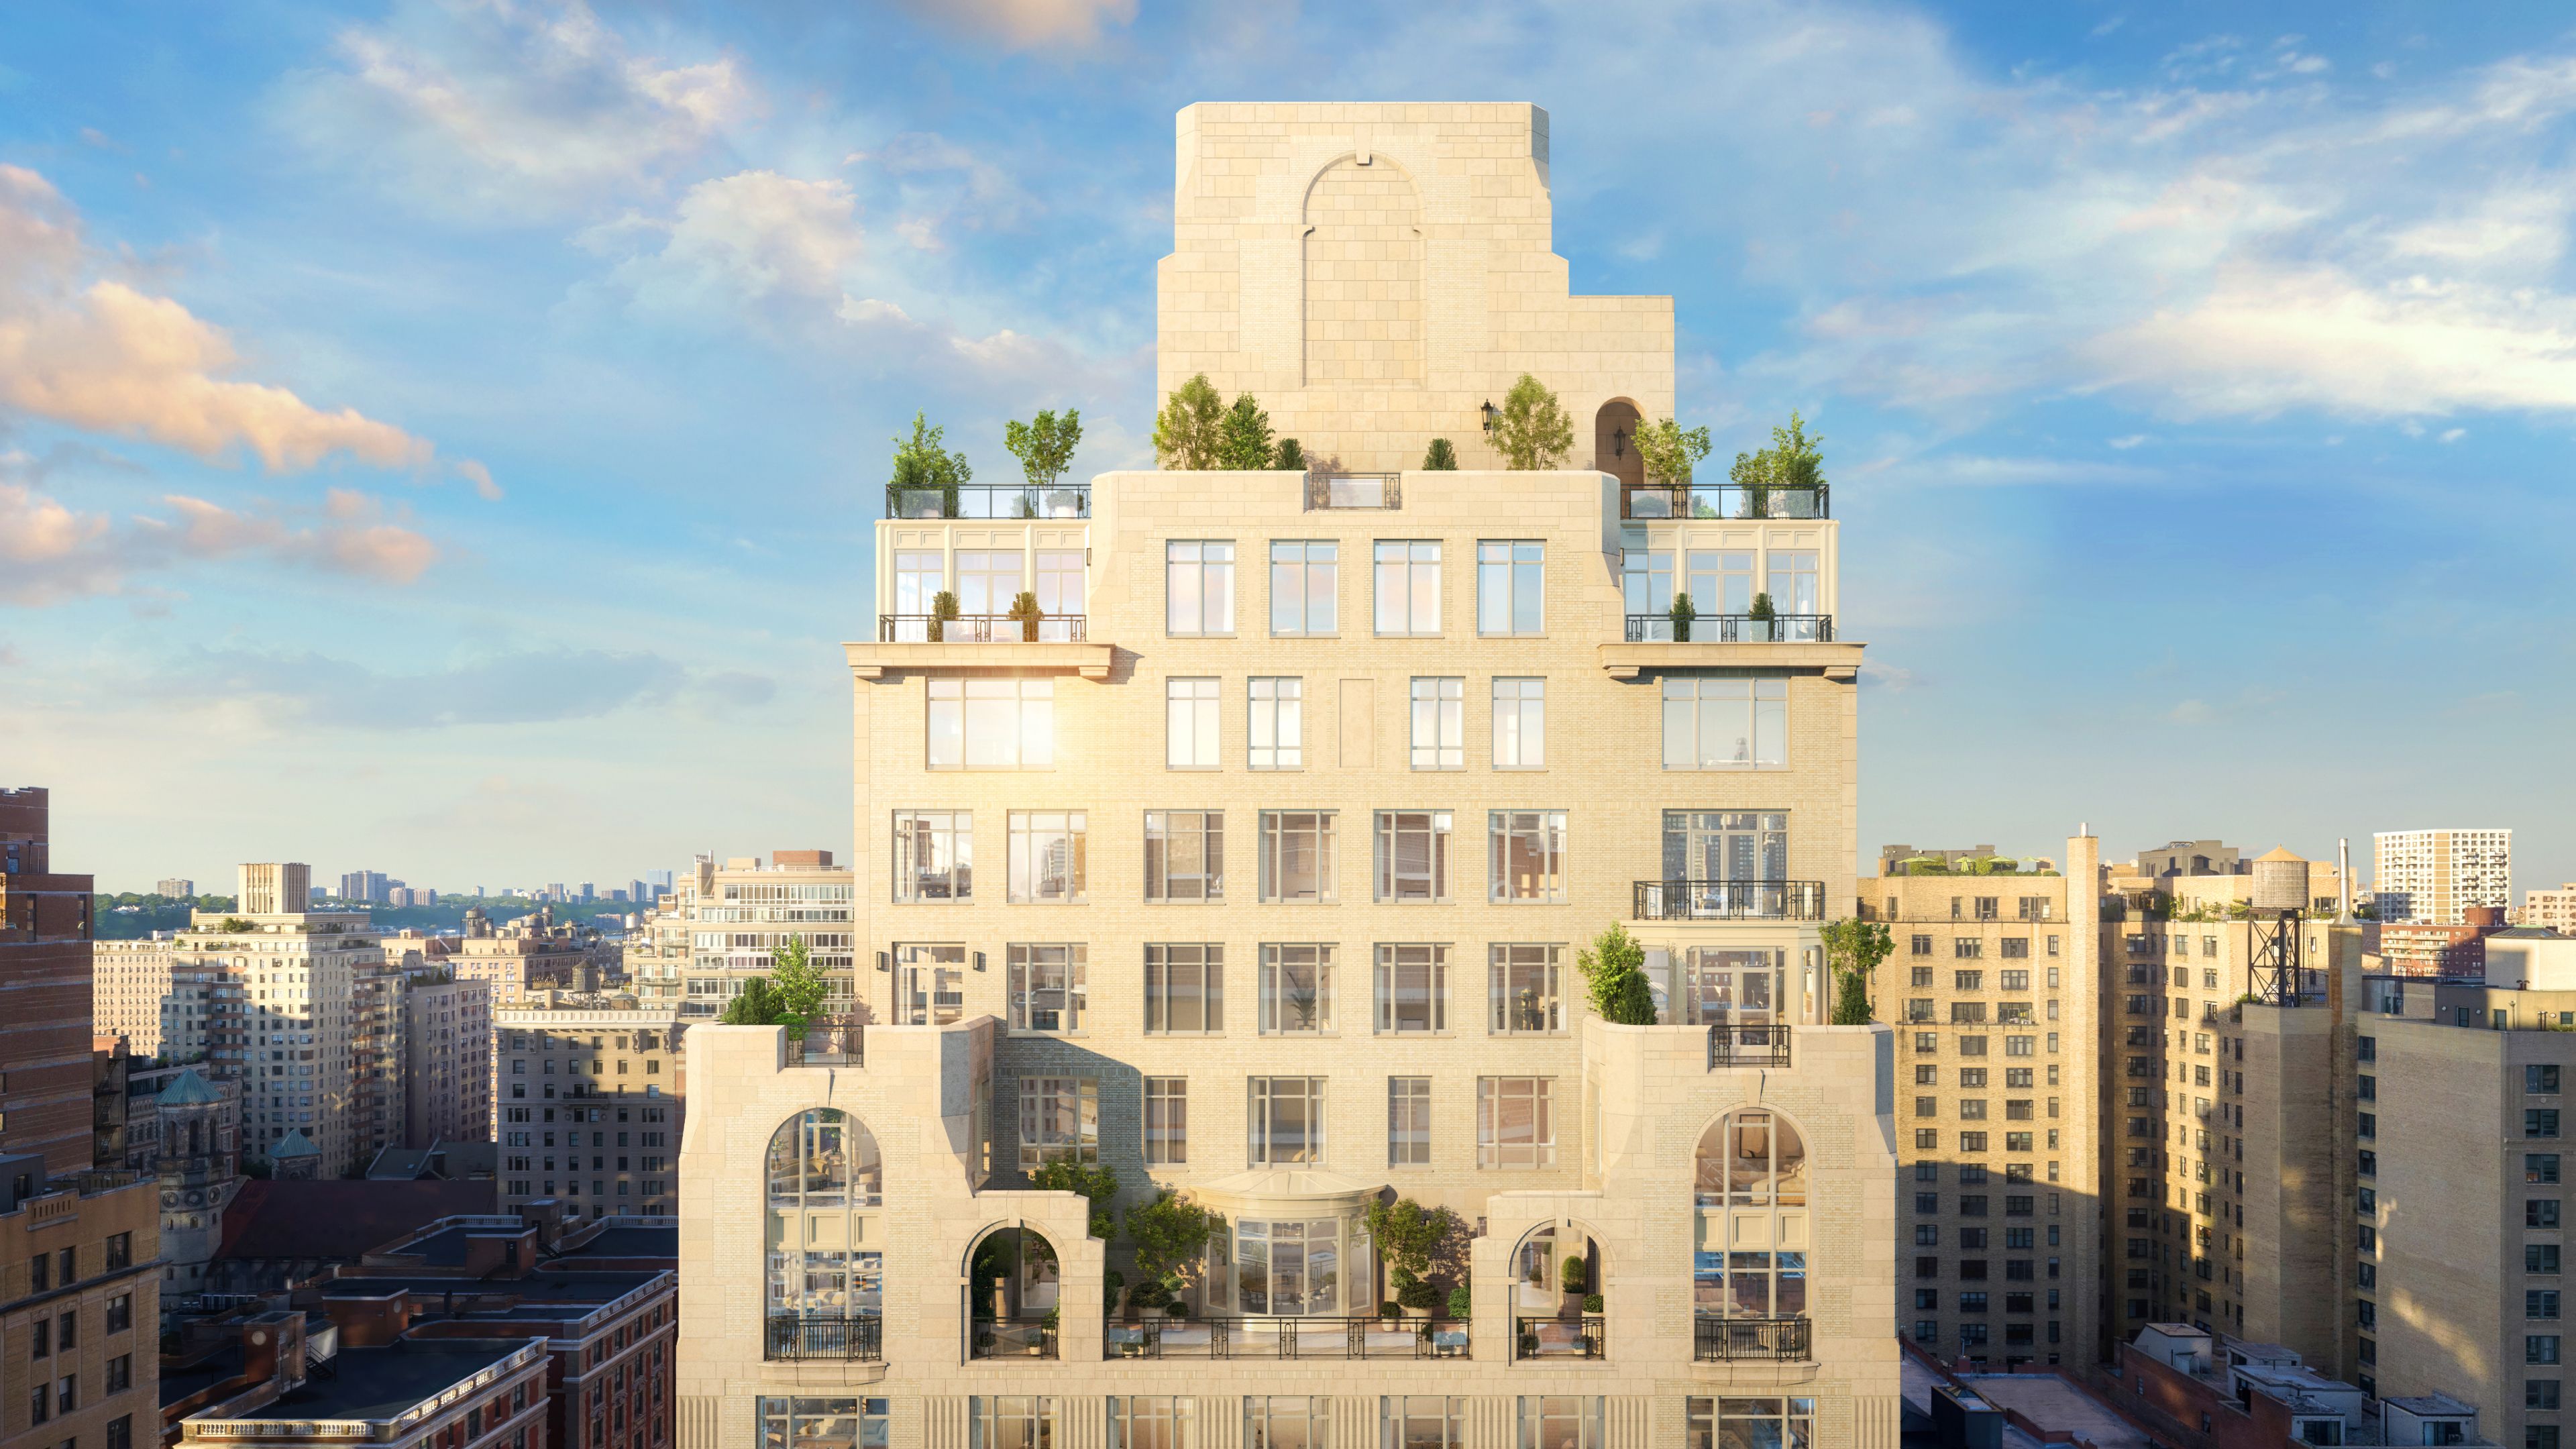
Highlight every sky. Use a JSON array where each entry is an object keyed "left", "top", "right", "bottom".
[{"left": 3, "top": 0, "right": 2573, "bottom": 894}]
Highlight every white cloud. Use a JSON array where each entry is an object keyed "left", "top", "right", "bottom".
[
  {"left": 589, "top": 170, "right": 864, "bottom": 312},
  {"left": 886, "top": 0, "right": 1136, "bottom": 48},
  {"left": 2108, "top": 434, "right": 2149, "bottom": 449},
  {"left": 0, "top": 165, "right": 441, "bottom": 473}
]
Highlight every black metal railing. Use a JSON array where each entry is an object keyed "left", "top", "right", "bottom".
[
  {"left": 1693, "top": 1316, "right": 1809, "bottom": 1361},
  {"left": 1621, "top": 482, "right": 1829, "bottom": 520},
  {"left": 1515, "top": 1315, "right": 1604, "bottom": 1360},
  {"left": 1624, "top": 614, "right": 1834, "bottom": 643},
  {"left": 767, "top": 1313, "right": 883, "bottom": 1361},
  {"left": 1708, "top": 1024, "right": 1794, "bottom": 1069},
  {"left": 886, "top": 484, "right": 1090, "bottom": 519},
  {"left": 879, "top": 614, "right": 1088, "bottom": 643},
  {"left": 1633, "top": 880, "right": 1827, "bottom": 921},
  {"left": 971, "top": 1317, "right": 1059, "bottom": 1358},
  {"left": 1104, "top": 1315, "right": 1467, "bottom": 1359},
  {"left": 1305, "top": 473, "right": 1401, "bottom": 511},
  {"left": 785, "top": 1020, "right": 864, "bottom": 1067}
]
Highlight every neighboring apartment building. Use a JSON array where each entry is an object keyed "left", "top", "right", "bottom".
[
  {"left": 496, "top": 1002, "right": 684, "bottom": 1220},
  {"left": 1860, "top": 839, "right": 2102, "bottom": 1368},
  {"left": 656, "top": 851, "right": 854, "bottom": 1019},
  {"left": 452, "top": 908, "right": 607, "bottom": 1007},
  {"left": 678, "top": 102, "right": 1898, "bottom": 1449},
  {"left": 235, "top": 864, "right": 311, "bottom": 917},
  {"left": 406, "top": 976, "right": 495, "bottom": 1148},
  {"left": 1, "top": 787, "right": 100, "bottom": 1174},
  {"left": 2375, "top": 908, "right": 2510, "bottom": 979},
  {"left": 1, "top": 1161, "right": 162, "bottom": 1449},
  {"left": 2525, "top": 887, "right": 2576, "bottom": 935},
  {"left": 169, "top": 1336, "right": 551, "bottom": 1449},
  {"left": 154, "top": 879, "right": 195, "bottom": 900},
  {"left": 2375, "top": 828, "right": 2514, "bottom": 925}
]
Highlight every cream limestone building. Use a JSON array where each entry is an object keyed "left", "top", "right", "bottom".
[
  {"left": 679, "top": 103, "right": 1898, "bottom": 1449},
  {"left": 627, "top": 852, "right": 857, "bottom": 1020}
]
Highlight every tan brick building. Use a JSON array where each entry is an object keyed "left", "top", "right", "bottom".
[
  {"left": 497, "top": 1002, "right": 685, "bottom": 1221},
  {"left": 625, "top": 853, "right": 855, "bottom": 1020},
  {"left": 678, "top": 102, "right": 1898, "bottom": 1449}
]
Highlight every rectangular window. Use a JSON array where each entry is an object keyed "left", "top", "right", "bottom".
[
  {"left": 1374, "top": 945, "right": 1447, "bottom": 1034},
  {"left": 1410, "top": 678, "right": 1464, "bottom": 769},
  {"left": 1250, "top": 1078, "right": 1327, "bottom": 1165},
  {"left": 892, "top": 812, "right": 972, "bottom": 902},
  {"left": 1479, "top": 1077, "right": 1555, "bottom": 1168},
  {"left": 895, "top": 943, "right": 967, "bottom": 1024},
  {"left": 975, "top": 1397, "right": 1056, "bottom": 1449},
  {"left": 1142, "top": 944, "right": 1222, "bottom": 1034},
  {"left": 1006, "top": 944, "right": 1085, "bottom": 1034},
  {"left": 1167, "top": 540, "right": 1234, "bottom": 636},
  {"left": 1375, "top": 811, "right": 1452, "bottom": 902},
  {"left": 1143, "top": 812, "right": 1222, "bottom": 902},
  {"left": 1375, "top": 541, "right": 1442, "bottom": 636},
  {"left": 2535, "top": 1110, "right": 2563, "bottom": 1138},
  {"left": 1476, "top": 688, "right": 1543, "bottom": 799},
  {"left": 1489, "top": 811, "right": 1566, "bottom": 903},
  {"left": 1269, "top": 541, "right": 1337, "bottom": 637},
  {"left": 1490, "top": 944, "right": 1564, "bottom": 1034},
  {"left": 2533, "top": 1337, "right": 2563, "bottom": 1366},
  {"left": 1517, "top": 1397, "right": 1603, "bottom": 1449},
  {"left": 1388, "top": 1079, "right": 1432, "bottom": 1167},
  {"left": 1017, "top": 1077, "right": 1099, "bottom": 1169},
  {"left": 894, "top": 549, "right": 944, "bottom": 619},
  {"left": 1477, "top": 540, "right": 1544, "bottom": 635},
  {"left": 1166, "top": 678, "right": 1220, "bottom": 769},
  {"left": 2534, "top": 1155, "right": 2564, "bottom": 1184},
  {"left": 1035, "top": 548, "right": 1083, "bottom": 629},
  {"left": 1383, "top": 1397, "right": 1464, "bottom": 1449},
  {"left": 2538, "top": 1066, "right": 2565, "bottom": 1094},
  {"left": 927, "top": 678, "right": 1053, "bottom": 769},
  {"left": 1006, "top": 811, "right": 1085, "bottom": 903},
  {"left": 1109, "top": 1397, "right": 1196, "bottom": 1449},
  {"left": 1258, "top": 812, "right": 1337, "bottom": 902},
  {"left": 1258, "top": 945, "right": 1335, "bottom": 1034},
  {"left": 1143, "top": 1079, "right": 1187, "bottom": 1167},
  {"left": 1662, "top": 676, "right": 1788, "bottom": 768},
  {"left": 1248, "top": 678, "right": 1303, "bottom": 769}
]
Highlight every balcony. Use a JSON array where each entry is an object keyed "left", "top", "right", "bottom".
[
  {"left": 1304, "top": 472, "right": 1401, "bottom": 510},
  {"left": 1104, "top": 1315, "right": 1467, "bottom": 1359},
  {"left": 1621, "top": 482, "right": 1829, "bottom": 520},
  {"left": 1708, "top": 1024, "right": 1794, "bottom": 1069},
  {"left": 1693, "top": 1316, "right": 1810, "bottom": 1361},
  {"left": 887, "top": 484, "right": 1090, "bottom": 519},
  {"left": 784, "top": 1020, "right": 864, "bottom": 1067},
  {"left": 1625, "top": 614, "right": 1833, "bottom": 643},
  {"left": 971, "top": 1317, "right": 1059, "bottom": 1358},
  {"left": 1633, "top": 879, "right": 1827, "bottom": 922},
  {"left": 877, "top": 614, "right": 1088, "bottom": 643},
  {"left": 766, "top": 1313, "right": 882, "bottom": 1360},
  {"left": 1515, "top": 1314, "right": 1604, "bottom": 1360}
]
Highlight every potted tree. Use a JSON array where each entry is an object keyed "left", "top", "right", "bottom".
[
  {"left": 1668, "top": 592, "right": 1697, "bottom": 643},
  {"left": 1006, "top": 591, "right": 1044, "bottom": 642},
  {"left": 928, "top": 590, "right": 961, "bottom": 643},
  {"left": 1747, "top": 590, "right": 1777, "bottom": 643}
]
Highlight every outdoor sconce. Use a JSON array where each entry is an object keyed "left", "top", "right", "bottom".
[
  {"left": 1612, "top": 426, "right": 1628, "bottom": 458},
  {"left": 973, "top": 951, "right": 987, "bottom": 973},
  {"left": 1479, "top": 400, "right": 1499, "bottom": 433},
  {"left": 874, "top": 951, "right": 889, "bottom": 973}
]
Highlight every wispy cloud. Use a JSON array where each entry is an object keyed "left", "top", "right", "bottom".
[
  {"left": 885, "top": 0, "right": 1137, "bottom": 49},
  {"left": 160, "top": 644, "right": 765, "bottom": 730}
]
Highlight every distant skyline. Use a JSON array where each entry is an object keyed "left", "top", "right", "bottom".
[{"left": 5, "top": 0, "right": 2573, "bottom": 888}]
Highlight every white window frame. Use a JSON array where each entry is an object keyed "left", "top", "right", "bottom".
[
  {"left": 1374, "top": 541, "right": 1442, "bottom": 637},
  {"left": 1143, "top": 811, "right": 1223, "bottom": 902},
  {"left": 1479, "top": 1077, "right": 1556, "bottom": 1169},
  {"left": 1167, "top": 677, "right": 1220, "bottom": 769},
  {"left": 1017, "top": 1077, "right": 1098, "bottom": 1169},
  {"left": 1661, "top": 675, "right": 1788, "bottom": 770},
  {"left": 1006, "top": 943, "right": 1085, "bottom": 1034},
  {"left": 1249, "top": 678, "right": 1303, "bottom": 770},
  {"left": 1477, "top": 539, "right": 1544, "bottom": 636},
  {"left": 1488, "top": 810, "right": 1566, "bottom": 904},
  {"left": 1006, "top": 811, "right": 1085, "bottom": 904},
  {"left": 1489, "top": 944, "right": 1564, "bottom": 1034},
  {"left": 1258, "top": 810, "right": 1337, "bottom": 903},
  {"left": 1269, "top": 541, "right": 1337, "bottom": 637},
  {"left": 1166, "top": 541, "right": 1234, "bottom": 637},
  {"left": 1375, "top": 944, "right": 1447, "bottom": 1034},
  {"left": 1374, "top": 810, "right": 1451, "bottom": 903},
  {"left": 1248, "top": 1077, "right": 1327, "bottom": 1166},
  {"left": 1387, "top": 1079, "right": 1432, "bottom": 1168},
  {"left": 892, "top": 812, "right": 971, "bottom": 902},
  {"left": 1410, "top": 677, "right": 1464, "bottom": 770},
  {"left": 1142, "top": 943, "right": 1222, "bottom": 1034},
  {"left": 1141, "top": 1082, "right": 1187, "bottom": 1167},
  {"left": 928, "top": 678, "right": 1053, "bottom": 770},
  {"left": 1258, "top": 943, "right": 1335, "bottom": 1035},
  {"left": 1492, "top": 678, "right": 1546, "bottom": 769}
]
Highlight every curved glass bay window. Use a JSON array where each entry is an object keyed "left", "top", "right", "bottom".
[
  {"left": 1232, "top": 1218, "right": 1346, "bottom": 1316},
  {"left": 1695, "top": 1111, "right": 1809, "bottom": 1323},
  {"left": 767, "top": 1110, "right": 885, "bottom": 1322}
]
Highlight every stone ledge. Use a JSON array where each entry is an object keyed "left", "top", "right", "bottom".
[
  {"left": 1597, "top": 641, "right": 1865, "bottom": 681},
  {"left": 843, "top": 641, "right": 1116, "bottom": 681}
]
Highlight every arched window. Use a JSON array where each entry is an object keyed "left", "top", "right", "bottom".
[
  {"left": 1694, "top": 1110, "right": 1810, "bottom": 1324},
  {"left": 766, "top": 1111, "right": 883, "bottom": 1324}
]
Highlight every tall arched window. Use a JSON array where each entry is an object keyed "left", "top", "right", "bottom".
[
  {"left": 767, "top": 1110, "right": 883, "bottom": 1324},
  {"left": 1694, "top": 1110, "right": 1809, "bottom": 1322}
]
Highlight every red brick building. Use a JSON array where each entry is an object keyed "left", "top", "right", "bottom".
[{"left": 1, "top": 787, "right": 99, "bottom": 1174}]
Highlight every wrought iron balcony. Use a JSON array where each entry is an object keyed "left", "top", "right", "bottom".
[
  {"left": 1633, "top": 879, "right": 1826, "bottom": 921},
  {"left": 887, "top": 484, "right": 1089, "bottom": 519},
  {"left": 1305, "top": 473, "right": 1401, "bottom": 511},
  {"left": 1624, "top": 614, "right": 1833, "bottom": 643},
  {"left": 1515, "top": 1314, "right": 1604, "bottom": 1360},
  {"left": 767, "top": 1313, "right": 882, "bottom": 1361},
  {"left": 1104, "top": 1315, "right": 1467, "bottom": 1359},
  {"left": 878, "top": 614, "right": 1087, "bottom": 643},
  {"left": 1621, "top": 482, "right": 1829, "bottom": 520},
  {"left": 784, "top": 1020, "right": 864, "bottom": 1067},
  {"left": 1693, "top": 1315, "right": 1810, "bottom": 1361},
  {"left": 971, "top": 1316, "right": 1059, "bottom": 1358},
  {"left": 1708, "top": 1024, "right": 1793, "bottom": 1069}
]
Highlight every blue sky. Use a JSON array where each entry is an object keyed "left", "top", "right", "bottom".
[{"left": 4, "top": 0, "right": 2572, "bottom": 894}]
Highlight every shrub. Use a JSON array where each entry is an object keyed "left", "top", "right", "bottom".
[
  {"left": 929, "top": 589, "right": 959, "bottom": 643},
  {"left": 1447, "top": 1284, "right": 1472, "bottom": 1320},
  {"left": 1422, "top": 438, "right": 1458, "bottom": 470},
  {"left": 1493, "top": 374, "right": 1572, "bottom": 469},
  {"left": 1576, "top": 922, "right": 1659, "bottom": 1025},
  {"left": 1821, "top": 918, "right": 1892, "bottom": 1026},
  {"left": 1273, "top": 437, "right": 1306, "bottom": 470},
  {"left": 1582, "top": 1292, "right": 1605, "bottom": 1313},
  {"left": 887, "top": 411, "right": 971, "bottom": 516},
  {"left": 1124, "top": 1190, "right": 1216, "bottom": 1288},
  {"left": 1560, "top": 1256, "right": 1587, "bottom": 1293},
  {"left": 1152, "top": 374, "right": 1225, "bottom": 468},
  {"left": 1002, "top": 409, "right": 1082, "bottom": 492},
  {"left": 1030, "top": 1161, "right": 1119, "bottom": 1240},
  {"left": 1216, "top": 392, "right": 1276, "bottom": 470},
  {"left": 1668, "top": 591, "right": 1697, "bottom": 642},
  {"left": 1631, "top": 416, "right": 1712, "bottom": 486}
]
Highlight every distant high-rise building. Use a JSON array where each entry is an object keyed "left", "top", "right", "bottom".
[
  {"left": 644, "top": 869, "right": 672, "bottom": 894},
  {"left": 157, "top": 877, "right": 196, "bottom": 898},
  {"left": 546, "top": 882, "right": 566, "bottom": 901},
  {"left": 629, "top": 878, "right": 650, "bottom": 903},
  {"left": 578, "top": 881, "right": 595, "bottom": 902},
  {"left": 2373, "top": 828, "right": 2513, "bottom": 924},
  {"left": 2524, "top": 885, "right": 2576, "bottom": 933},
  {"left": 337, "top": 869, "right": 390, "bottom": 904},
  {"left": 627, "top": 851, "right": 851, "bottom": 1016},
  {"left": 0, "top": 786, "right": 100, "bottom": 1173},
  {"left": 237, "top": 862, "right": 312, "bottom": 916}
]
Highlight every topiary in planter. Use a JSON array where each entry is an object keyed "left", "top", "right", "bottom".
[
  {"left": 1006, "top": 590, "right": 1044, "bottom": 641},
  {"left": 930, "top": 590, "right": 960, "bottom": 643},
  {"left": 1668, "top": 592, "right": 1697, "bottom": 643}
]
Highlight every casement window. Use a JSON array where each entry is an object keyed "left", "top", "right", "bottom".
[
  {"left": 928, "top": 678, "right": 1053, "bottom": 769},
  {"left": 1143, "top": 1080, "right": 1188, "bottom": 1167},
  {"left": 1269, "top": 541, "right": 1337, "bottom": 635},
  {"left": 1491, "top": 678, "right": 1546, "bottom": 768},
  {"left": 1142, "top": 944, "right": 1222, "bottom": 1034},
  {"left": 1258, "top": 812, "right": 1337, "bottom": 902},
  {"left": 1477, "top": 540, "right": 1544, "bottom": 636},
  {"left": 1409, "top": 678, "right": 1464, "bottom": 769},
  {"left": 1488, "top": 811, "right": 1566, "bottom": 903},
  {"left": 1387, "top": 1079, "right": 1432, "bottom": 1167},
  {"left": 1489, "top": 945, "right": 1564, "bottom": 1034},
  {"left": 1166, "top": 541, "right": 1234, "bottom": 636},
  {"left": 1258, "top": 945, "right": 1335, "bottom": 1034},
  {"left": 1374, "top": 811, "right": 1450, "bottom": 902},
  {"left": 1374, "top": 541, "right": 1442, "bottom": 635},
  {"left": 1018, "top": 1077, "right": 1099, "bottom": 1168},
  {"left": 1167, "top": 678, "right": 1220, "bottom": 768},
  {"left": 1478, "top": 1077, "right": 1554, "bottom": 1168},
  {"left": 1006, "top": 944, "right": 1085, "bottom": 1034},
  {"left": 1144, "top": 811, "right": 1222, "bottom": 902},
  {"left": 1006, "top": 812, "right": 1085, "bottom": 903},
  {"left": 892, "top": 812, "right": 971, "bottom": 901},
  {"left": 1660, "top": 675, "right": 1786, "bottom": 769},
  {"left": 1374, "top": 945, "right": 1447, "bottom": 1034},
  {"left": 1249, "top": 1078, "right": 1326, "bottom": 1165},
  {"left": 1249, "top": 678, "right": 1303, "bottom": 769}
]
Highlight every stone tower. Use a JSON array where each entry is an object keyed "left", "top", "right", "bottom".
[{"left": 153, "top": 1067, "right": 241, "bottom": 1290}]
